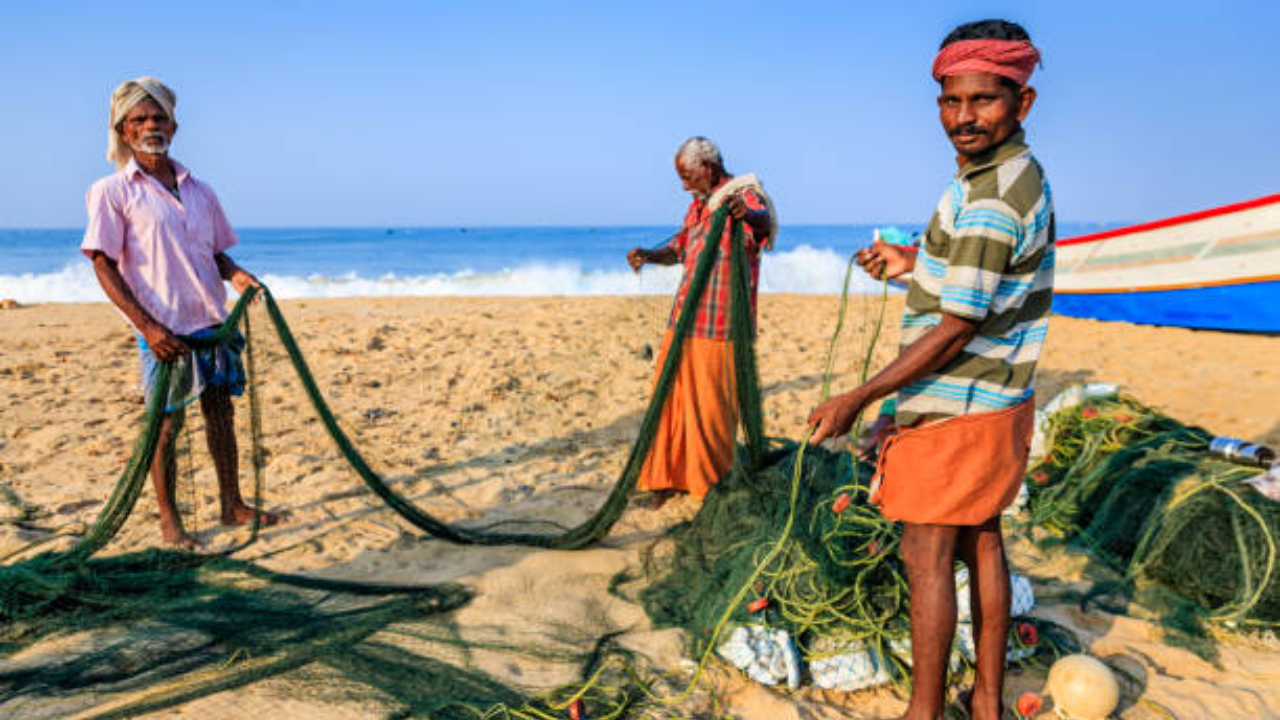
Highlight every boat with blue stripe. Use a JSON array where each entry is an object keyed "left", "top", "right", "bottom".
[{"left": 1054, "top": 193, "right": 1280, "bottom": 333}]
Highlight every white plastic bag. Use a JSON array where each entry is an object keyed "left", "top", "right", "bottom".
[{"left": 717, "top": 624, "right": 801, "bottom": 688}]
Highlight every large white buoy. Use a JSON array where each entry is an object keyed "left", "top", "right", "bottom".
[{"left": 1046, "top": 654, "right": 1120, "bottom": 720}]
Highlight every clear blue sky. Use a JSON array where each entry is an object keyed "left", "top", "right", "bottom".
[{"left": 2, "top": 0, "right": 1277, "bottom": 228}]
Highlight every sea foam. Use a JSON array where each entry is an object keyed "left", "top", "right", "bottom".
[{"left": 0, "top": 245, "right": 884, "bottom": 303}]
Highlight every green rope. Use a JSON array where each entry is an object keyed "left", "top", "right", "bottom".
[
  {"left": 728, "top": 217, "right": 765, "bottom": 470},
  {"left": 61, "top": 359, "right": 175, "bottom": 563},
  {"left": 18, "top": 209, "right": 750, "bottom": 563},
  {"left": 256, "top": 206, "right": 751, "bottom": 549},
  {"left": 10, "top": 203, "right": 773, "bottom": 573},
  {"left": 1026, "top": 397, "right": 1279, "bottom": 628},
  {"left": 57, "top": 287, "right": 263, "bottom": 564}
]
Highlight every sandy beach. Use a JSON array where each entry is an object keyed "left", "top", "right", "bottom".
[{"left": 1, "top": 294, "right": 1278, "bottom": 719}]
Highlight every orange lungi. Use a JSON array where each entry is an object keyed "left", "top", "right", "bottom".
[
  {"left": 869, "top": 398, "right": 1035, "bottom": 526},
  {"left": 638, "top": 329, "right": 737, "bottom": 500}
]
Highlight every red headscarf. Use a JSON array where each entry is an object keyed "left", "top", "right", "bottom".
[{"left": 932, "top": 39, "right": 1041, "bottom": 86}]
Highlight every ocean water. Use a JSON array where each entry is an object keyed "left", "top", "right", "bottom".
[{"left": 0, "top": 223, "right": 1109, "bottom": 303}]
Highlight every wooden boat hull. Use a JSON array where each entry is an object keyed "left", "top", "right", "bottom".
[{"left": 1055, "top": 193, "right": 1280, "bottom": 332}]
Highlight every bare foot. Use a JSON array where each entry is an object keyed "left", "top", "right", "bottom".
[
  {"left": 221, "top": 503, "right": 283, "bottom": 527},
  {"left": 161, "top": 527, "right": 199, "bottom": 550},
  {"left": 952, "top": 689, "right": 1004, "bottom": 720}
]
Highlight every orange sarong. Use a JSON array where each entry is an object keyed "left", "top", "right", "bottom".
[
  {"left": 638, "top": 330, "right": 737, "bottom": 500},
  {"left": 869, "top": 398, "right": 1035, "bottom": 525}
]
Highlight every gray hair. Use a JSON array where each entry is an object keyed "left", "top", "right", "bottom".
[{"left": 675, "top": 136, "right": 722, "bottom": 170}]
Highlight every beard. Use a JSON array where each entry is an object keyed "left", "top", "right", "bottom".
[{"left": 130, "top": 132, "right": 170, "bottom": 156}]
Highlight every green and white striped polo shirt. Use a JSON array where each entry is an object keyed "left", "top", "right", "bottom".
[{"left": 896, "top": 129, "right": 1055, "bottom": 427}]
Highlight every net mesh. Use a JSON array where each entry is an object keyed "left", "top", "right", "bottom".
[
  {"left": 635, "top": 443, "right": 913, "bottom": 672},
  {"left": 1025, "top": 396, "right": 1278, "bottom": 628}
]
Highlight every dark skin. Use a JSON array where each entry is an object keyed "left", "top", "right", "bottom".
[
  {"left": 938, "top": 73, "right": 1036, "bottom": 162},
  {"left": 92, "top": 99, "right": 278, "bottom": 547},
  {"left": 626, "top": 156, "right": 770, "bottom": 271},
  {"left": 826, "top": 71, "right": 1036, "bottom": 441},
  {"left": 807, "top": 70, "right": 1036, "bottom": 720},
  {"left": 119, "top": 98, "right": 180, "bottom": 193}
]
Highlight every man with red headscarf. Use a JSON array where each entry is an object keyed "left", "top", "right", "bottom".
[{"left": 808, "top": 20, "right": 1052, "bottom": 720}]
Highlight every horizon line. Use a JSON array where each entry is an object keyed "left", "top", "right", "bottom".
[{"left": 0, "top": 220, "right": 1123, "bottom": 232}]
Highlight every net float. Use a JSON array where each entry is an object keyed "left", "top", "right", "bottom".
[{"left": 831, "top": 493, "right": 851, "bottom": 514}]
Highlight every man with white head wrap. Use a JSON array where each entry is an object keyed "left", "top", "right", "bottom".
[
  {"left": 625, "top": 137, "right": 776, "bottom": 506},
  {"left": 107, "top": 77, "right": 178, "bottom": 169},
  {"left": 83, "top": 76, "right": 281, "bottom": 548}
]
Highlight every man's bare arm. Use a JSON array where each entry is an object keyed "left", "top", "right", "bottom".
[
  {"left": 90, "top": 251, "right": 188, "bottom": 362},
  {"left": 727, "top": 193, "right": 771, "bottom": 239},
  {"left": 214, "top": 253, "right": 262, "bottom": 294},
  {"left": 807, "top": 313, "right": 979, "bottom": 443},
  {"left": 214, "top": 252, "right": 239, "bottom": 280},
  {"left": 627, "top": 246, "right": 680, "bottom": 271},
  {"left": 640, "top": 247, "right": 680, "bottom": 265},
  {"left": 857, "top": 241, "right": 918, "bottom": 280}
]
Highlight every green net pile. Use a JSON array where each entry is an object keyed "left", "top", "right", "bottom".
[
  {"left": 1026, "top": 395, "right": 1278, "bottom": 628},
  {"left": 632, "top": 439, "right": 1078, "bottom": 694},
  {"left": 637, "top": 442, "right": 913, "bottom": 675}
]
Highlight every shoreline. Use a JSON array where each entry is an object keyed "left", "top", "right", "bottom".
[{"left": 1, "top": 295, "right": 1276, "bottom": 447}]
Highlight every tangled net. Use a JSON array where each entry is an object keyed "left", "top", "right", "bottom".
[
  {"left": 637, "top": 444, "right": 907, "bottom": 670},
  {"left": 634, "top": 439, "right": 1077, "bottom": 694},
  {"left": 1026, "top": 395, "right": 1278, "bottom": 628}
]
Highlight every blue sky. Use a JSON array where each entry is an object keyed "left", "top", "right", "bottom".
[{"left": 2, "top": 1, "right": 1277, "bottom": 228}]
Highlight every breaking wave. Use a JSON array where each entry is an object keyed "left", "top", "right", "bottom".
[{"left": 0, "top": 245, "right": 884, "bottom": 303}]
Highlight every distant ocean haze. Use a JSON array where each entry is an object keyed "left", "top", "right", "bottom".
[{"left": 0, "top": 224, "right": 1112, "bottom": 303}]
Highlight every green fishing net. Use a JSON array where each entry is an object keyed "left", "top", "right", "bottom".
[
  {"left": 636, "top": 442, "right": 913, "bottom": 673},
  {"left": 1027, "top": 396, "right": 1278, "bottom": 627}
]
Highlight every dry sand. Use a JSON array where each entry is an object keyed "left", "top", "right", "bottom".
[{"left": 1, "top": 295, "right": 1278, "bottom": 719}]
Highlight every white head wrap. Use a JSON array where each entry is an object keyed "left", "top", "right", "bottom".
[{"left": 107, "top": 76, "right": 177, "bottom": 169}]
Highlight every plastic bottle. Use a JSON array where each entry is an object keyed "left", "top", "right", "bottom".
[{"left": 1209, "top": 437, "right": 1277, "bottom": 468}]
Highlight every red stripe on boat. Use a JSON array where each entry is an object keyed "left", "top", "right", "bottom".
[{"left": 1058, "top": 192, "right": 1280, "bottom": 247}]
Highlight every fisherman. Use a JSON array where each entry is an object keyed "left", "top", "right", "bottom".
[
  {"left": 807, "top": 20, "right": 1052, "bottom": 720},
  {"left": 626, "top": 137, "right": 776, "bottom": 506},
  {"left": 82, "top": 77, "right": 281, "bottom": 548}
]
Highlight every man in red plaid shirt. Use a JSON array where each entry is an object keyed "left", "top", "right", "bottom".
[{"left": 627, "top": 137, "right": 775, "bottom": 505}]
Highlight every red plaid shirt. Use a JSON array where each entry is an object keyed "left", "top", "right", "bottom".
[{"left": 667, "top": 184, "right": 769, "bottom": 340}]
